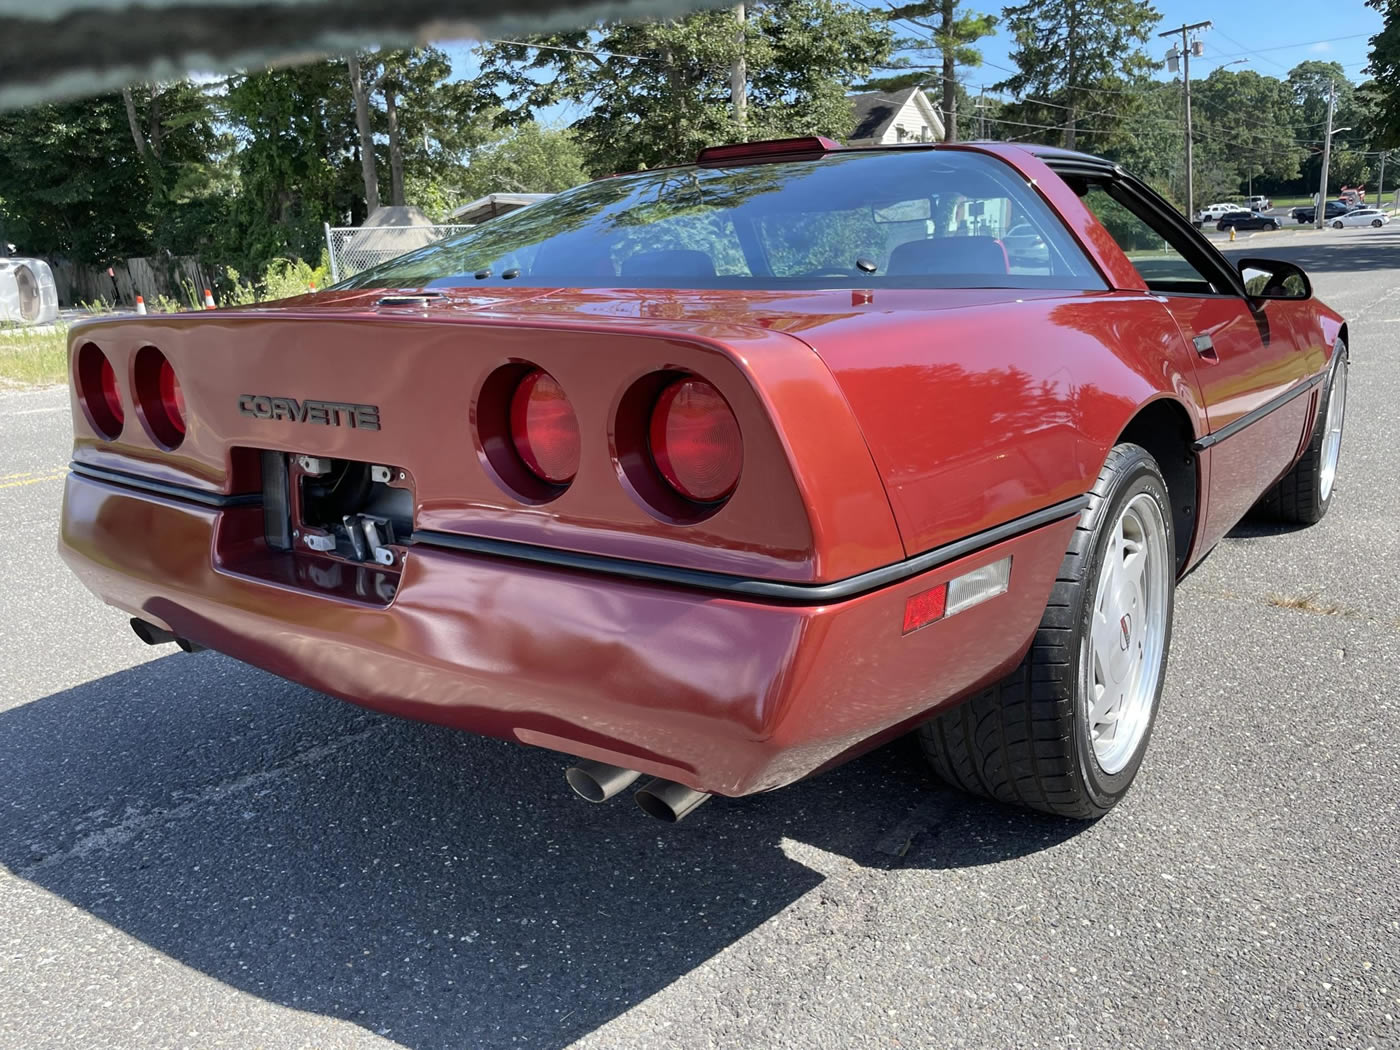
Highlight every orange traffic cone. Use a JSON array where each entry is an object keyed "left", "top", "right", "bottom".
[
  {"left": 135, "top": 295, "right": 147, "bottom": 315},
  {"left": 308, "top": 280, "right": 318, "bottom": 294},
  {"left": 203, "top": 288, "right": 216, "bottom": 309}
]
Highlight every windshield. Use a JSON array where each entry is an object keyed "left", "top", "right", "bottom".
[{"left": 338, "top": 150, "right": 1104, "bottom": 292}]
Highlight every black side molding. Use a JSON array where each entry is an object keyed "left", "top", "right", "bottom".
[
  {"left": 412, "top": 495, "right": 1090, "bottom": 604},
  {"left": 1192, "top": 373, "right": 1324, "bottom": 452},
  {"left": 69, "top": 462, "right": 262, "bottom": 508}
]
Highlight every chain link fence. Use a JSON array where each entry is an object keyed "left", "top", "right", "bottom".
[{"left": 325, "top": 223, "right": 475, "bottom": 284}]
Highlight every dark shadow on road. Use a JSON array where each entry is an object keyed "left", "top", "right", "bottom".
[
  {"left": 0, "top": 653, "right": 1082, "bottom": 1050},
  {"left": 1225, "top": 517, "right": 1312, "bottom": 540},
  {"left": 1216, "top": 227, "right": 1400, "bottom": 276}
]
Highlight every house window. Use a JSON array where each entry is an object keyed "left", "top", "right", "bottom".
[
  {"left": 920, "top": 126, "right": 931, "bottom": 142},
  {"left": 896, "top": 125, "right": 907, "bottom": 142}
]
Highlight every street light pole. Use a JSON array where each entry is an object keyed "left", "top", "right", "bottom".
[
  {"left": 1161, "top": 19, "right": 1212, "bottom": 220},
  {"left": 1316, "top": 81, "right": 1336, "bottom": 230}
]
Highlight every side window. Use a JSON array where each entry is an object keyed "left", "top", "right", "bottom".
[{"left": 1079, "top": 185, "right": 1220, "bottom": 295}]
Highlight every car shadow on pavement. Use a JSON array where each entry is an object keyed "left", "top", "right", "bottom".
[
  {"left": 0, "top": 651, "right": 1082, "bottom": 1050},
  {"left": 1218, "top": 227, "right": 1400, "bottom": 275}
]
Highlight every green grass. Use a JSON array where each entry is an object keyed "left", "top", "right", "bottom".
[{"left": 0, "top": 325, "right": 69, "bottom": 387}]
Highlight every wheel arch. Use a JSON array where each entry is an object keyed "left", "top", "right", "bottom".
[{"left": 1112, "top": 396, "right": 1199, "bottom": 574}]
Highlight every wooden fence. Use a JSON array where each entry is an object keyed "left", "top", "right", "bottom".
[{"left": 47, "top": 255, "right": 213, "bottom": 309}]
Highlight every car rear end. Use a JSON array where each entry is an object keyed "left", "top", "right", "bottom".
[{"left": 58, "top": 291, "right": 1077, "bottom": 798}]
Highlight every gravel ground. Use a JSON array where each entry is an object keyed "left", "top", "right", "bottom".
[{"left": 1, "top": 227, "right": 1397, "bottom": 1050}]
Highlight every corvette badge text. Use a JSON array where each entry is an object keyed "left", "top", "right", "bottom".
[{"left": 238, "top": 395, "right": 381, "bottom": 430}]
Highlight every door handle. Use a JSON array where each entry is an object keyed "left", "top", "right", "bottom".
[{"left": 1192, "top": 334, "right": 1218, "bottom": 359}]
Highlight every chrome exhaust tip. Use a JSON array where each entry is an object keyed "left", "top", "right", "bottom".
[
  {"left": 565, "top": 760, "right": 642, "bottom": 803},
  {"left": 634, "top": 779, "right": 712, "bottom": 823}
]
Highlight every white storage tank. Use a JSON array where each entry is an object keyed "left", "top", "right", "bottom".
[{"left": 0, "top": 257, "right": 60, "bottom": 326}]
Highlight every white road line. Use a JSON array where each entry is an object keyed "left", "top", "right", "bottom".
[{"left": 6, "top": 407, "right": 66, "bottom": 416}]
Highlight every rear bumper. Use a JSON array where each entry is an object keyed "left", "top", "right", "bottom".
[{"left": 59, "top": 472, "right": 1078, "bottom": 796}]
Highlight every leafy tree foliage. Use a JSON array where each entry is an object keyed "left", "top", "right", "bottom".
[
  {"left": 0, "top": 84, "right": 224, "bottom": 260},
  {"left": 220, "top": 62, "right": 362, "bottom": 274},
  {"left": 473, "top": 0, "right": 893, "bottom": 175},
  {"left": 997, "top": 0, "right": 1160, "bottom": 150},
  {"left": 861, "top": 0, "right": 997, "bottom": 141},
  {"left": 1369, "top": 0, "right": 1400, "bottom": 147},
  {"left": 456, "top": 123, "right": 588, "bottom": 202}
]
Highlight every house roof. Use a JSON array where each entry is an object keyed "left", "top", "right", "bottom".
[
  {"left": 848, "top": 86, "right": 921, "bottom": 142},
  {"left": 448, "top": 193, "right": 555, "bottom": 223}
]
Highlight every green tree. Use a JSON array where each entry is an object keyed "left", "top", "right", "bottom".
[
  {"left": 346, "top": 48, "right": 491, "bottom": 213},
  {"left": 0, "top": 83, "right": 225, "bottom": 263},
  {"left": 455, "top": 123, "right": 587, "bottom": 204},
  {"left": 1369, "top": 0, "right": 1400, "bottom": 147},
  {"left": 860, "top": 0, "right": 998, "bottom": 141},
  {"left": 1287, "top": 61, "right": 1374, "bottom": 194},
  {"left": 1192, "top": 69, "right": 1302, "bottom": 195},
  {"left": 996, "top": 0, "right": 1161, "bottom": 150},
  {"left": 221, "top": 62, "right": 362, "bottom": 274},
  {"left": 474, "top": 0, "right": 893, "bottom": 175}
]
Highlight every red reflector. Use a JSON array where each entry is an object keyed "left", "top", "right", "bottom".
[
  {"left": 99, "top": 356, "right": 124, "bottom": 424},
  {"left": 696, "top": 135, "right": 843, "bottom": 165},
  {"left": 902, "top": 585, "right": 948, "bottom": 634},
  {"left": 158, "top": 357, "right": 186, "bottom": 435},
  {"left": 510, "top": 369, "right": 580, "bottom": 484},
  {"left": 649, "top": 378, "right": 743, "bottom": 503}
]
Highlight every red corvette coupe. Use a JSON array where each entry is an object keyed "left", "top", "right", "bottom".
[{"left": 59, "top": 139, "right": 1347, "bottom": 822}]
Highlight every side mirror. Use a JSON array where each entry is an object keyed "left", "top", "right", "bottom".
[{"left": 1237, "top": 257, "right": 1311, "bottom": 301}]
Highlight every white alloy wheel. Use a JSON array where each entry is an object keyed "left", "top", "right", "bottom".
[
  {"left": 1319, "top": 356, "right": 1347, "bottom": 503},
  {"left": 1080, "top": 492, "right": 1172, "bottom": 775}
]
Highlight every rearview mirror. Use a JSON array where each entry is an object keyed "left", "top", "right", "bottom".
[{"left": 1237, "top": 257, "right": 1311, "bottom": 301}]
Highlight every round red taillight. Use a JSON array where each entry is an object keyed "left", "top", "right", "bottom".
[
  {"left": 648, "top": 378, "right": 742, "bottom": 503},
  {"left": 77, "top": 343, "right": 123, "bottom": 439},
  {"left": 99, "top": 357, "right": 124, "bottom": 424},
  {"left": 509, "top": 369, "right": 580, "bottom": 484},
  {"left": 158, "top": 357, "right": 186, "bottom": 436},
  {"left": 133, "top": 347, "right": 186, "bottom": 448}
]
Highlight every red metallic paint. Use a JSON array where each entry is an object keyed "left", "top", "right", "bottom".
[
  {"left": 58, "top": 144, "right": 1347, "bottom": 796},
  {"left": 60, "top": 472, "right": 1073, "bottom": 795}
]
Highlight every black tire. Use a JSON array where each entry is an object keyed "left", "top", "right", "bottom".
[
  {"left": 1333, "top": 219, "right": 1345, "bottom": 229},
  {"left": 918, "top": 444, "right": 1176, "bottom": 820},
  {"left": 1372, "top": 219, "right": 1383, "bottom": 228},
  {"left": 1254, "top": 347, "right": 1348, "bottom": 525},
  {"left": 1267, "top": 221, "right": 1279, "bottom": 230}
]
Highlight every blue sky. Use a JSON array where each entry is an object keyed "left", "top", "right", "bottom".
[{"left": 440, "top": 0, "right": 1385, "bottom": 126}]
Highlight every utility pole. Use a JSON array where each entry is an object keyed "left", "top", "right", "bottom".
[
  {"left": 1378, "top": 149, "right": 1388, "bottom": 212},
  {"left": 976, "top": 86, "right": 987, "bottom": 140},
  {"left": 1316, "top": 81, "right": 1336, "bottom": 230},
  {"left": 1161, "top": 20, "right": 1212, "bottom": 221},
  {"left": 730, "top": 3, "right": 747, "bottom": 134}
]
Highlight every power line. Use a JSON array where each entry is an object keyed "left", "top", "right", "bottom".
[
  {"left": 1194, "top": 31, "right": 1374, "bottom": 66},
  {"left": 1211, "top": 28, "right": 1291, "bottom": 73}
]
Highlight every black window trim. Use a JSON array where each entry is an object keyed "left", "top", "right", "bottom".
[{"left": 1044, "top": 160, "right": 1250, "bottom": 301}]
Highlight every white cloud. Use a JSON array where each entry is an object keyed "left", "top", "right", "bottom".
[{"left": 1310, "top": 41, "right": 1333, "bottom": 53}]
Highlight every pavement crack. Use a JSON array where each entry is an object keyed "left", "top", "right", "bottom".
[
  {"left": 15, "top": 723, "right": 388, "bottom": 878},
  {"left": 1193, "top": 587, "right": 1400, "bottom": 631}
]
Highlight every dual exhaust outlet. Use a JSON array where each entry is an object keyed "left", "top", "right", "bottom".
[{"left": 565, "top": 758, "right": 711, "bottom": 823}]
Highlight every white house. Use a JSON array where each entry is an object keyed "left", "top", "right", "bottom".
[{"left": 846, "top": 86, "right": 946, "bottom": 146}]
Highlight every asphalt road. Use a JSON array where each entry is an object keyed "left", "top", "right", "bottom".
[{"left": 2, "top": 227, "right": 1397, "bottom": 1050}]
